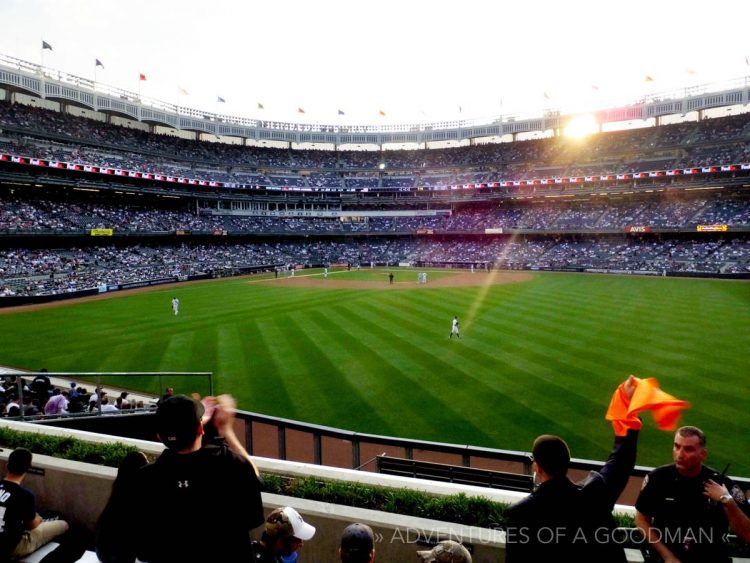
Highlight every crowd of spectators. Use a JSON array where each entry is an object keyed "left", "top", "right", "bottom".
[
  {"left": 2, "top": 100, "right": 750, "bottom": 191},
  {"left": 1, "top": 236, "right": 749, "bottom": 297},
  {"left": 2, "top": 191, "right": 749, "bottom": 234},
  {"left": 1, "top": 100, "right": 749, "bottom": 298},
  {"left": 0, "top": 372, "right": 146, "bottom": 418}
]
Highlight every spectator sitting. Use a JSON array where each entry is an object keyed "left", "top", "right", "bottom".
[
  {"left": 43, "top": 389, "right": 68, "bottom": 415},
  {"left": 66, "top": 391, "right": 88, "bottom": 414},
  {"left": 118, "top": 391, "right": 130, "bottom": 408},
  {"left": 339, "top": 523, "right": 375, "bottom": 563},
  {"left": 0, "top": 448, "right": 69, "bottom": 559},
  {"left": 68, "top": 382, "right": 80, "bottom": 399},
  {"left": 21, "top": 395, "right": 39, "bottom": 417},
  {"left": 157, "top": 386, "right": 174, "bottom": 406},
  {"left": 100, "top": 396, "right": 119, "bottom": 413},
  {"left": 5, "top": 394, "right": 21, "bottom": 417},
  {"left": 251, "top": 506, "right": 316, "bottom": 562},
  {"left": 417, "top": 540, "right": 472, "bottom": 563},
  {"left": 89, "top": 389, "right": 106, "bottom": 411},
  {"left": 95, "top": 451, "right": 149, "bottom": 563}
]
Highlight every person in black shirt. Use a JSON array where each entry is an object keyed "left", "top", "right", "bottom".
[
  {"left": 0, "top": 448, "right": 69, "bottom": 559},
  {"left": 635, "top": 425, "right": 746, "bottom": 563},
  {"left": 505, "top": 376, "right": 639, "bottom": 563},
  {"left": 129, "top": 394, "right": 264, "bottom": 563},
  {"left": 95, "top": 450, "right": 149, "bottom": 563}
]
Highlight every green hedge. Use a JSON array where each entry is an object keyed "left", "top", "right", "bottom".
[
  {"left": 262, "top": 474, "right": 636, "bottom": 531},
  {"left": 0, "top": 427, "right": 140, "bottom": 467}
]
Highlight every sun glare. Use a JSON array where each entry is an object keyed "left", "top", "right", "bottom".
[{"left": 564, "top": 114, "right": 599, "bottom": 139}]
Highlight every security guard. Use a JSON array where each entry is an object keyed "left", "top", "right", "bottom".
[{"left": 636, "top": 426, "right": 747, "bottom": 562}]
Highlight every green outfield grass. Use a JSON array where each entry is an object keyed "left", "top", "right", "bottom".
[{"left": 2, "top": 269, "right": 749, "bottom": 474}]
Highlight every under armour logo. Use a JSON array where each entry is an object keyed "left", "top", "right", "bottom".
[{"left": 177, "top": 480, "right": 189, "bottom": 488}]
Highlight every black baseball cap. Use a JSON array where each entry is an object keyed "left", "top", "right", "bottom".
[
  {"left": 340, "top": 523, "right": 374, "bottom": 558},
  {"left": 156, "top": 395, "right": 204, "bottom": 450}
]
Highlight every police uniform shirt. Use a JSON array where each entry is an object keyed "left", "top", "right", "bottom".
[
  {"left": 0, "top": 480, "right": 36, "bottom": 559},
  {"left": 636, "top": 464, "right": 741, "bottom": 562}
]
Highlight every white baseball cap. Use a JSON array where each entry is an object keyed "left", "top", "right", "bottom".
[{"left": 265, "top": 507, "right": 316, "bottom": 541}]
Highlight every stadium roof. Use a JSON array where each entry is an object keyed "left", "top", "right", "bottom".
[{"left": 1, "top": 0, "right": 749, "bottom": 125}]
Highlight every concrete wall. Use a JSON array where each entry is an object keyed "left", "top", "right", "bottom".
[{"left": 0, "top": 449, "right": 505, "bottom": 562}]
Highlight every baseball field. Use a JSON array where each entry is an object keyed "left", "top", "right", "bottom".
[{"left": 1, "top": 268, "right": 749, "bottom": 474}]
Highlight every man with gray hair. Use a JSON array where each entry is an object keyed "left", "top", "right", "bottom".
[{"left": 636, "top": 425, "right": 747, "bottom": 563}]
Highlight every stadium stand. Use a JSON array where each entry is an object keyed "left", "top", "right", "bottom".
[{"left": 1, "top": 97, "right": 749, "bottom": 302}]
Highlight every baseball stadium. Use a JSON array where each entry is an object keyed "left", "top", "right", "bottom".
[{"left": 1, "top": 6, "right": 750, "bottom": 560}]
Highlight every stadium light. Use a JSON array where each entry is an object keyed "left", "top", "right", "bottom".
[{"left": 564, "top": 114, "right": 599, "bottom": 138}]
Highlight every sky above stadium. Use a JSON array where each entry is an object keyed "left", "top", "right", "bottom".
[{"left": 1, "top": 0, "right": 749, "bottom": 125}]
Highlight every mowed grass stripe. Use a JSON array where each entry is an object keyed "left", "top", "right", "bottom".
[
  {"left": 241, "top": 315, "right": 302, "bottom": 421},
  {"left": 325, "top": 302, "right": 501, "bottom": 445},
  {"left": 285, "top": 310, "right": 397, "bottom": 435},
  {"left": 250, "top": 315, "right": 340, "bottom": 422},
  {"left": 213, "top": 324, "right": 247, "bottom": 394},
  {"left": 344, "top": 297, "right": 572, "bottom": 442}
]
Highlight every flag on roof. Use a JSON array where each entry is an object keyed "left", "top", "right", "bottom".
[
  {"left": 42, "top": 41, "right": 53, "bottom": 51},
  {"left": 644, "top": 75, "right": 654, "bottom": 82},
  {"left": 378, "top": 109, "right": 386, "bottom": 117},
  {"left": 95, "top": 59, "right": 104, "bottom": 68},
  {"left": 178, "top": 87, "right": 189, "bottom": 96},
  {"left": 543, "top": 92, "right": 551, "bottom": 100},
  {"left": 298, "top": 107, "right": 305, "bottom": 114},
  {"left": 257, "top": 102, "right": 264, "bottom": 109},
  {"left": 217, "top": 96, "right": 226, "bottom": 103},
  {"left": 139, "top": 73, "right": 146, "bottom": 81},
  {"left": 337, "top": 109, "right": 345, "bottom": 115}
]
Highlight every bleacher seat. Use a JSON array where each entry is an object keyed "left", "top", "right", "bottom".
[{"left": 377, "top": 455, "right": 533, "bottom": 492}]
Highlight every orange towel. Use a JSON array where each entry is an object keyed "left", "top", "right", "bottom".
[{"left": 606, "top": 377, "right": 691, "bottom": 436}]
